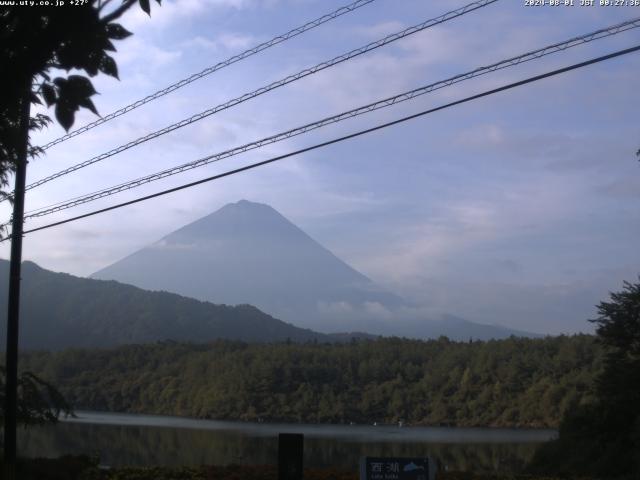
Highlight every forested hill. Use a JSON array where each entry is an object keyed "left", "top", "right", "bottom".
[
  {"left": 21, "top": 335, "right": 601, "bottom": 428},
  {"left": 0, "top": 260, "right": 329, "bottom": 349}
]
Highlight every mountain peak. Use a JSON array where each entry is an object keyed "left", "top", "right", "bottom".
[
  {"left": 92, "top": 200, "right": 393, "bottom": 332},
  {"left": 234, "top": 199, "right": 265, "bottom": 207},
  {"left": 164, "top": 200, "right": 293, "bottom": 243},
  {"left": 221, "top": 199, "right": 274, "bottom": 212}
]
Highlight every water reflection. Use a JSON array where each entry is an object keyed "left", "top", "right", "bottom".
[{"left": 18, "top": 412, "right": 555, "bottom": 473}]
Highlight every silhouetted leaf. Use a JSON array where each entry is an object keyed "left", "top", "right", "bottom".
[
  {"left": 66, "top": 75, "right": 97, "bottom": 98},
  {"left": 29, "top": 113, "right": 52, "bottom": 132},
  {"left": 78, "top": 97, "right": 99, "bottom": 116},
  {"left": 98, "top": 55, "right": 118, "bottom": 79},
  {"left": 52, "top": 75, "right": 99, "bottom": 119},
  {"left": 106, "top": 23, "right": 132, "bottom": 40},
  {"left": 139, "top": 0, "right": 150, "bottom": 15},
  {"left": 0, "top": 0, "right": 160, "bottom": 193},
  {"left": 28, "top": 145, "right": 46, "bottom": 159},
  {"left": 56, "top": 39, "right": 97, "bottom": 73},
  {"left": 55, "top": 102, "right": 75, "bottom": 131},
  {"left": 104, "top": 39, "right": 117, "bottom": 52},
  {"left": 41, "top": 84, "right": 57, "bottom": 107}
]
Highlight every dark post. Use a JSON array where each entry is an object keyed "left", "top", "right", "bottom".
[
  {"left": 4, "top": 81, "right": 31, "bottom": 475},
  {"left": 278, "top": 433, "right": 304, "bottom": 480}
]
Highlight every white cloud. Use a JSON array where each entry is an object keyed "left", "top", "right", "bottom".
[
  {"left": 114, "top": 37, "right": 182, "bottom": 70},
  {"left": 359, "top": 202, "right": 498, "bottom": 281},
  {"left": 152, "top": 239, "right": 196, "bottom": 250},
  {"left": 216, "top": 32, "right": 256, "bottom": 50},
  {"left": 122, "top": 0, "right": 259, "bottom": 30},
  {"left": 317, "top": 300, "right": 353, "bottom": 314},
  {"left": 387, "top": 275, "right": 631, "bottom": 335},
  {"left": 182, "top": 32, "right": 258, "bottom": 52},
  {"left": 455, "top": 124, "right": 505, "bottom": 148},
  {"left": 363, "top": 301, "right": 393, "bottom": 320},
  {"left": 351, "top": 21, "right": 406, "bottom": 39},
  {"left": 597, "top": 178, "right": 640, "bottom": 199},
  {"left": 182, "top": 36, "right": 220, "bottom": 51}
]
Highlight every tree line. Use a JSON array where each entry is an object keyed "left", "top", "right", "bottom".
[{"left": 20, "top": 335, "right": 600, "bottom": 428}]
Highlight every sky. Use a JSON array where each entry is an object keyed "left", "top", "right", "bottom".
[{"left": 1, "top": 0, "right": 639, "bottom": 335}]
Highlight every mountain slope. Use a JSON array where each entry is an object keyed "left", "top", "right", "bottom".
[
  {"left": 396, "top": 314, "right": 540, "bottom": 341},
  {"left": 0, "top": 260, "right": 329, "bottom": 350},
  {"left": 91, "top": 200, "right": 540, "bottom": 339},
  {"left": 92, "top": 200, "right": 404, "bottom": 332}
]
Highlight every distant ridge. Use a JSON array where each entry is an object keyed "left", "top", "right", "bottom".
[
  {"left": 91, "top": 200, "right": 540, "bottom": 340},
  {"left": 0, "top": 259, "right": 332, "bottom": 350}
]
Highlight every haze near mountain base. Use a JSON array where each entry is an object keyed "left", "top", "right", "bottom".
[
  {"left": 0, "top": 259, "right": 329, "bottom": 350},
  {"left": 92, "top": 200, "right": 535, "bottom": 340}
]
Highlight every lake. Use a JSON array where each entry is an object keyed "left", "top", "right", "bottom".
[{"left": 18, "top": 411, "right": 557, "bottom": 472}]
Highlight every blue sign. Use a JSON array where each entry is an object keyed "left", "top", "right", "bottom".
[{"left": 359, "top": 457, "right": 435, "bottom": 480}]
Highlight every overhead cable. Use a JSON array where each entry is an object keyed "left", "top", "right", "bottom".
[
  {"left": 39, "top": 0, "right": 379, "bottom": 151},
  {"left": 20, "top": 0, "right": 498, "bottom": 195},
  {"left": 6, "top": 44, "right": 638, "bottom": 240},
  {"left": 20, "top": 16, "right": 640, "bottom": 220}
]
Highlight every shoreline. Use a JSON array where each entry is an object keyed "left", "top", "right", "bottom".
[{"left": 60, "top": 410, "right": 558, "bottom": 443}]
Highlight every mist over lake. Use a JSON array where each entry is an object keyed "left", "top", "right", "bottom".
[{"left": 19, "top": 412, "right": 556, "bottom": 473}]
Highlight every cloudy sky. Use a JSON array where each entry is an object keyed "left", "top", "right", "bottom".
[{"left": 2, "top": 0, "right": 639, "bottom": 334}]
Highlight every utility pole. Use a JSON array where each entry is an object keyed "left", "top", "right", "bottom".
[{"left": 4, "top": 80, "right": 31, "bottom": 478}]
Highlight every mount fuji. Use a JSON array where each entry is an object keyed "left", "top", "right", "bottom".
[{"left": 91, "top": 200, "right": 537, "bottom": 339}]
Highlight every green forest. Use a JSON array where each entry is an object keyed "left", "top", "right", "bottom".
[
  {"left": 0, "top": 260, "right": 329, "bottom": 351},
  {"left": 21, "top": 335, "right": 600, "bottom": 428}
]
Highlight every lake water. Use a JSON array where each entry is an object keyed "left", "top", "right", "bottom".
[{"left": 18, "top": 411, "right": 557, "bottom": 472}]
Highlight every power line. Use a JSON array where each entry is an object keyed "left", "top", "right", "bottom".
[
  {"left": 20, "top": 16, "right": 640, "bottom": 221},
  {"left": 7, "top": 44, "right": 638, "bottom": 241},
  {"left": 39, "top": 0, "right": 378, "bottom": 152},
  {"left": 20, "top": 0, "right": 498, "bottom": 195}
]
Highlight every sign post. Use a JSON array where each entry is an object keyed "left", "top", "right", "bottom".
[
  {"left": 278, "top": 433, "right": 303, "bottom": 480},
  {"left": 360, "top": 457, "right": 436, "bottom": 480}
]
